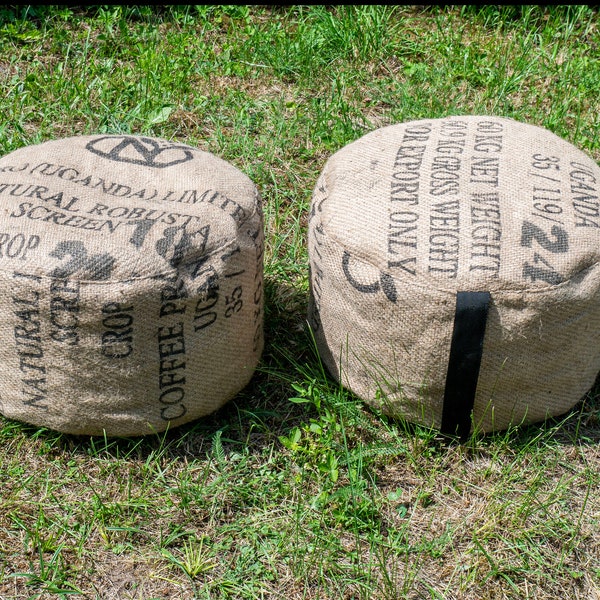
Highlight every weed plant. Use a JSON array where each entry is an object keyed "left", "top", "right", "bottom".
[{"left": 1, "top": 5, "right": 600, "bottom": 599}]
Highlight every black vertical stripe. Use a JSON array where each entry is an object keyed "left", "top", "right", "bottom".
[{"left": 441, "top": 291, "right": 491, "bottom": 441}]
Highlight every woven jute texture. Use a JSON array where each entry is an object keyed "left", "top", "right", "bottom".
[
  {"left": 0, "top": 135, "right": 264, "bottom": 436},
  {"left": 308, "top": 116, "right": 600, "bottom": 432}
]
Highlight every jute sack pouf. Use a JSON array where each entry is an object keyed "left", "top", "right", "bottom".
[
  {"left": 0, "top": 135, "right": 264, "bottom": 436},
  {"left": 308, "top": 116, "right": 600, "bottom": 436}
]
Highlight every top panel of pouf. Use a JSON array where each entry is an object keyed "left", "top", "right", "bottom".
[
  {"left": 317, "top": 116, "right": 599, "bottom": 293},
  {"left": 0, "top": 135, "right": 259, "bottom": 283}
]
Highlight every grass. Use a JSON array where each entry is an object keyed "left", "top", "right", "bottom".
[{"left": 1, "top": 4, "right": 600, "bottom": 599}]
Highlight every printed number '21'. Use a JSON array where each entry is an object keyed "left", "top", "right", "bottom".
[{"left": 520, "top": 221, "right": 568, "bottom": 285}]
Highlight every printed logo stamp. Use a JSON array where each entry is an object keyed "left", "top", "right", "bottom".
[{"left": 86, "top": 136, "right": 194, "bottom": 168}]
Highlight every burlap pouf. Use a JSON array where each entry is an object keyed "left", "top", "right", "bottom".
[
  {"left": 0, "top": 135, "right": 264, "bottom": 436},
  {"left": 308, "top": 116, "right": 600, "bottom": 436}
]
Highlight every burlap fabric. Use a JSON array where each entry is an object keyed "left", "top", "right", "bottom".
[
  {"left": 0, "top": 135, "right": 264, "bottom": 436},
  {"left": 308, "top": 116, "right": 600, "bottom": 432}
]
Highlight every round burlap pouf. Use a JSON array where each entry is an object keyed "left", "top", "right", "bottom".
[
  {"left": 0, "top": 135, "right": 263, "bottom": 436},
  {"left": 308, "top": 116, "right": 600, "bottom": 435}
]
